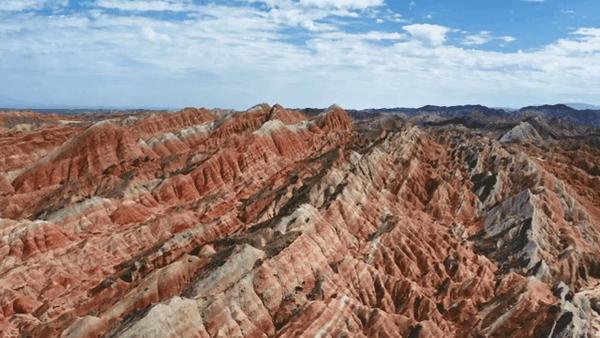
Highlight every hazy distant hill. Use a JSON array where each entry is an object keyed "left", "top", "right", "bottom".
[
  {"left": 564, "top": 102, "right": 600, "bottom": 110},
  {"left": 516, "top": 104, "right": 600, "bottom": 127},
  {"left": 350, "top": 104, "right": 508, "bottom": 117},
  {"left": 337, "top": 103, "right": 600, "bottom": 127}
]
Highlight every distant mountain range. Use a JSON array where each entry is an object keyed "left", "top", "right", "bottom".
[
  {"left": 513, "top": 104, "right": 600, "bottom": 127},
  {"left": 3, "top": 102, "right": 600, "bottom": 127},
  {"left": 348, "top": 104, "right": 509, "bottom": 118},
  {"left": 564, "top": 102, "right": 600, "bottom": 110},
  {"left": 339, "top": 104, "right": 600, "bottom": 127}
]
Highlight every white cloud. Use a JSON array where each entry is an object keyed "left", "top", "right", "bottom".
[
  {"left": 0, "top": 0, "right": 67, "bottom": 11},
  {"left": 544, "top": 27, "right": 600, "bottom": 54},
  {"left": 96, "top": 0, "right": 192, "bottom": 11},
  {"left": 0, "top": 0, "right": 41, "bottom": 11},
  {"left": 403, "top": 23, "right": 450, "bottom": 46},
  {"left": 462, "top": 31, "right": 516, "bottom": 46},
  {"left": 246, "top": 0, "right": 382, "bottom": 11},
  {"left": 298, "top": 0, "right": 383, "bottom": 10},
  {"left": 573, "top": 27, "right": 600, "bottom": 37},
  {"left": 319, "top": 30, "right": 405, "bottom": 41},
  {"left": 462, "top": 31, "right": 492, "bottom": 45},
  {"left": 241, "top": 0, "right": 386, "bottom": 33}
]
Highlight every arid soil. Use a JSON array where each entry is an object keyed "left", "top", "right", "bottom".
[{"left": 1, "top": 105, "right": 599, "bottom": 337}]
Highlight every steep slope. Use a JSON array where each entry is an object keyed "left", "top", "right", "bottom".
[{"left": 499, "top": 121, "right": 542, "bottom": 144}]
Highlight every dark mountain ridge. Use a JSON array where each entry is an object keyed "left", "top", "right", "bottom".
[{"left": 339, "top": 104, "right": 600, "bottom": 127}]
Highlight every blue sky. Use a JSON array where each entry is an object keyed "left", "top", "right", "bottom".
[{"left": 0, "top": 0, "right": 599, "bottom": 109}]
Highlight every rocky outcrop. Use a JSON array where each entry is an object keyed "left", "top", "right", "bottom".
[
  {"left": 1, "top": 104, "right": 599, "bottom": 337},
  {"left": 500, "top": 121, "right": 542, "bottom": 144},
  {"left": 318, "top": 104, "right": 352, "bottom": 132}
]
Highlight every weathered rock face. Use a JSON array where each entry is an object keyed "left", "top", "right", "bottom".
[
  {"left": 500, "top": 121, "right": 542, "bottom": 144},
  {"left": 0, "top": 105, "right": 599, "bottom": 337}
]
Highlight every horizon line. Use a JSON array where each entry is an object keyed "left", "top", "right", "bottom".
[{"left": 1, "top": 102, "right": 600, "bottom": 112}]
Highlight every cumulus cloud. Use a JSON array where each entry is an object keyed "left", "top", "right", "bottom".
[
  {"left": 240, "top": 0, "right": 386, "bottom": 33},
  {"left": 403, "top": 23, "right": 450, "bottom": 46},
  {"left": 573, "top": 27, "right": 600, "bottom": 37},
  {"left": 545, "top": 27, "right": 600, "bottom": 54}
]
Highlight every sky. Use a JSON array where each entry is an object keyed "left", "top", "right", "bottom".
[{"left": 0, "top": 0, "right": 599, "bottom": 109}]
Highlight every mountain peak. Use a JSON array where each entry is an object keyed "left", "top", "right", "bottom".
[{"left": 319, "top": 104, "right": 351, "bottom": 131}]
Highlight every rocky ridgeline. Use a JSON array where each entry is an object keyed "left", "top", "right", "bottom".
[{"left": 0, "top": 104, "right": 599, "bottom": 337}]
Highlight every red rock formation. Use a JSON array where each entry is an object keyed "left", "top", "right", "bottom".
[
  {"left": 12, "top": 121, "right": 144, "bottom": 193},
  {"left": 0, "top": 124, "right": 84, "bottom": 174},
  {"left": 319, "top": 104, "right": 352, "bottom": 131},
  {"left": 130, "top": 107, "right": 215, "bottom": 138},
  {"left": 1, "top": 104, "right": 599, "bottom": 337}
]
